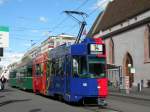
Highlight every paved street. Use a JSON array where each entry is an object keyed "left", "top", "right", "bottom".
[
  {"left": 106, "top": 95, "right": 150, "bottom": 112},
  {"left": 1, "top": 85, "right": 150, "bottom": 112},
  {"left": 0, "top": 85, "right": 117, "bottom": 112}
]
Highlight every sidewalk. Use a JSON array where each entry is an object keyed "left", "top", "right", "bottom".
[{"left": 109, "top": 87, "right": 150, "bottom": 101}]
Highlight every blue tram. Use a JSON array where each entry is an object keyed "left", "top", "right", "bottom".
[{"left": 48, "top": 37, "right": 108, "bottom": 105}]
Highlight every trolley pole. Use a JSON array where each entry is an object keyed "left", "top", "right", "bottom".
[{"left": 64, "top": 10, "right": 87, "bottom": 44}]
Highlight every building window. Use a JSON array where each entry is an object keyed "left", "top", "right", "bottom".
[
  {"left": 56, "top": 42, "right": 60, "bottom": 46},
  {"left": 144, "top": 24, "right": 150, "bottom": 62},
  {"left": 109, "top": 38, "right": 115, "bottom": 64}
]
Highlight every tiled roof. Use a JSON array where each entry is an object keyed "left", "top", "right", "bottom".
[{"left": 88, "top": 0, "right": 150, "bottom": 37}]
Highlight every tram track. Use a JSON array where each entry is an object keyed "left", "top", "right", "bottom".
[
  {"left": 12, "top": 87, "right": 120, "bottom": 112},
  {"left": 82, "top": 104, "right": 122, "bottom": 112}
]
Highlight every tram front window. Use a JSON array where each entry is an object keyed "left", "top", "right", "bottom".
[
  {"left": 72, "top": 56, "right": 106, "bottom": 78},
  {"left": 88, "top": 57, "right": 106, "bottom": 78},
  {"left": 89, "top": 63, "right": 105, "bottom": 78}
]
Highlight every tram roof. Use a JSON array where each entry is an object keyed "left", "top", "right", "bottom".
[{"left": 48, "top": 38, "right": 102, "bottom": 59}]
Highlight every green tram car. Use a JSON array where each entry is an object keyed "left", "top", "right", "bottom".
[
  {"left": 9, "top": 69, "right": 17, "bottom": 87},
  {"left": 9, "top": 58, "right": 33, "bottom": 90}
]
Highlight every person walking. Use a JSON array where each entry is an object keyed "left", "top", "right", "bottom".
[{"left": 0, "top": 75, "right": 6, "bottom": 90}]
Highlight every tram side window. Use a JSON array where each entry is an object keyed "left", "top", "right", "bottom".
[
  {"left": 51, "top": 61, "right": 55, "bottom": 76},
  {"left": 41, "top": 63, "right": 44, "bottom": 75},
  {"left": 53, "top": 58, "right": 64, "bottom": 76},
  {"left": 20, "top": 67, "right": 25, "bottom": 77},
  {"left": 72, "top": 56, "right": 87, "bottom": 77},
  {"left": 72, "top": 58, "right": 79, "bottom": 77},
  {"left": 66, "top": 56, "right": 71, "bottom": 76},
  {"left": 55, "top": 59, "right": 59, "bottom": 76},
  {"left": 46, "top": 61, "right": 51, "bottom": 77},
  {"left": 10, "top": 70, "right": 16, "bottom": 78},
  {"left": 36, "top": 64, "right": 42, "bottom": 76},
  {"left": 22, "top": 67, "right": 26, "bottom": 77},
  {"left": 80, "top": 56, "right": 87, "bottom": 74},
  {"left": 27, "top": 67, "right": 32, "bottom": 77},
  {"left": 58, "top": 58, "right": 64, "bottom": 76}
]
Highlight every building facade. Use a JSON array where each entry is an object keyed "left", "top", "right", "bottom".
[{"left": 88, "top": 0, "right": 150, "bottom": 88}]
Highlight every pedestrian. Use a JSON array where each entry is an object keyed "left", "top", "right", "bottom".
[{"left": 0, "top": 75, "right": 6, "bottom": 90}]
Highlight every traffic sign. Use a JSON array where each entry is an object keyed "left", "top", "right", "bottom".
[
  {"left": 0, "top": 48, "right": 3, "bottom": 56},
  {"left": 0, "top": 26, "right": 9, "bottom": 48}
]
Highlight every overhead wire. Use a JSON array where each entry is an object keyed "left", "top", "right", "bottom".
[
  {"left": 12, "top": 0, "right": 90, "bottom": 40},
  {"left": 64, "top": 0, "right": 109, "bottom": 36},
  {"left": 50, "top": 0, "right": 90, "bottom": 32},
  {"left": 14, "top": 0, "right": 93, "bottom": 52},
  {"left": 10, "top": 37, "right": 39, "bottom": 42},
  {"left": 28, "top": 0, "right": 90, "bottom": 46}
]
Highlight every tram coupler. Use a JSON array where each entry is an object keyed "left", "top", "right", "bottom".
[{"left": 97, "top": 98, "right": 107, "bottom": 107}]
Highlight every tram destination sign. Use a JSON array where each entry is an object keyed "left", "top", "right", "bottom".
[
  {"left": 0, "top": 26, "right": 9, "bottom": 48},
  {"left": 90, "top": 44, "right": 103, "bottom": 54}
]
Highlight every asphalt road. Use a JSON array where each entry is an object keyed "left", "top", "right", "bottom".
[
  {"left": 0, "top": 85, "right": 117, "bottom": 112},
  {"left": 106, "top": 95, "right": 150, "bottom": 112}
]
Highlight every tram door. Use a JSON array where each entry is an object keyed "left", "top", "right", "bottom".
[
  {"left": 46, "top": 61, "right": 51, "bottom": 93},
  {"left": 65, "top": 56, "right": 71, "bottom": 94}
]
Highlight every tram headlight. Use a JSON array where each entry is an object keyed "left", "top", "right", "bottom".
[
  {"left": 97, "top": 86, "right": 101, "bottom": 89},
  {"left": 82, "top": 83, "right": 87, "bottom": 87}
]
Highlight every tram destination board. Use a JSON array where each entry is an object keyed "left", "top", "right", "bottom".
[{"left": 89, "top": 44, "right": 103, "bottom": 55}]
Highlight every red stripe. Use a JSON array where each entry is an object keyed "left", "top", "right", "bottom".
[{"left": 97, "top": 78, "right": 108, "bottom": 97}]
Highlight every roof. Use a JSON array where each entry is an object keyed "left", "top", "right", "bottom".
[
  {"left": 87, "top": 12, "right": 103, "bottom": 37},
  {"left": 88, "top": 0, "right": 150, "bottom": 36}
]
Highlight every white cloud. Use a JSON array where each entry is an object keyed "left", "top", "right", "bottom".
[
  {"left": 0, "top": 0, "right": 7, "bottom": 5},
  {"left": 42, "top": 31, "right": 51, "bottom": 36},
  {"left": 94, "top": 0, "right": 113, "bottom": 10},
  {"left": 0, "top": 0, "right": 23, "bottom": 6},
  {"left": 39, "top": 16, "right": 48, "bottom": 23},
  {"left": 0, "top": 51, "right": 24, "bottom": 67},
  {"left": 31, "top": 29, "right": 39, "bottom": 33},
  {"left": 24, "top": 43, "right": 31, "bottom": 47}
]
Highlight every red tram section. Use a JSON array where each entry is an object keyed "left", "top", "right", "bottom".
[{"left": 32, "top": 52, "right": 48, "bottom": 95}]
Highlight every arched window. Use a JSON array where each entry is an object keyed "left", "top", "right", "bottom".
[
  {"left": 144, "top": 24, "right": 150, "bottom": 62},
  {"left": 109, "top": 38, "right": 115, "bottom": 64}
]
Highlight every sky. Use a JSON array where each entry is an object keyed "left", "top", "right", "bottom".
[{"left": 0, "top": 0, "right": 112, "bottom": 67}]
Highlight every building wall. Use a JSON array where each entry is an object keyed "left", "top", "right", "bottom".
[
  {"left": 104, "top": 25, "right": 150, "bottom": 87},
  {"left": 40, "top": 35, "right": 75, "bottom": 54}
]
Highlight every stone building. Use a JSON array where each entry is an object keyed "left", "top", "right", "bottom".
[
  {"left": 40, "top": 34, "right": 76, "bottom": 54},
  {"left": 88, "top": 0, "right": 150, "bottom": 88},
  {"left": 24, "top": 34, "right": 76, "bottom": 58}
]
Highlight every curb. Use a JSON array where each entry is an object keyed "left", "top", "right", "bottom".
[{"left": 109, "top": 92, "right": 150, "bottom": 101}]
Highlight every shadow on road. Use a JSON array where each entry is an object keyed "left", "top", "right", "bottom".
[
  {"left": 0, "top": 89, "right": 14, "bottom": 93},
  {"left": 0, "top": 95, "right": 5, "bottom": 98},
  {"left": 0, "top": 99, "right": 31, "bottom": 107},
  {"left": 29, "top": 108, "right": 42, "bottom": 112}
]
